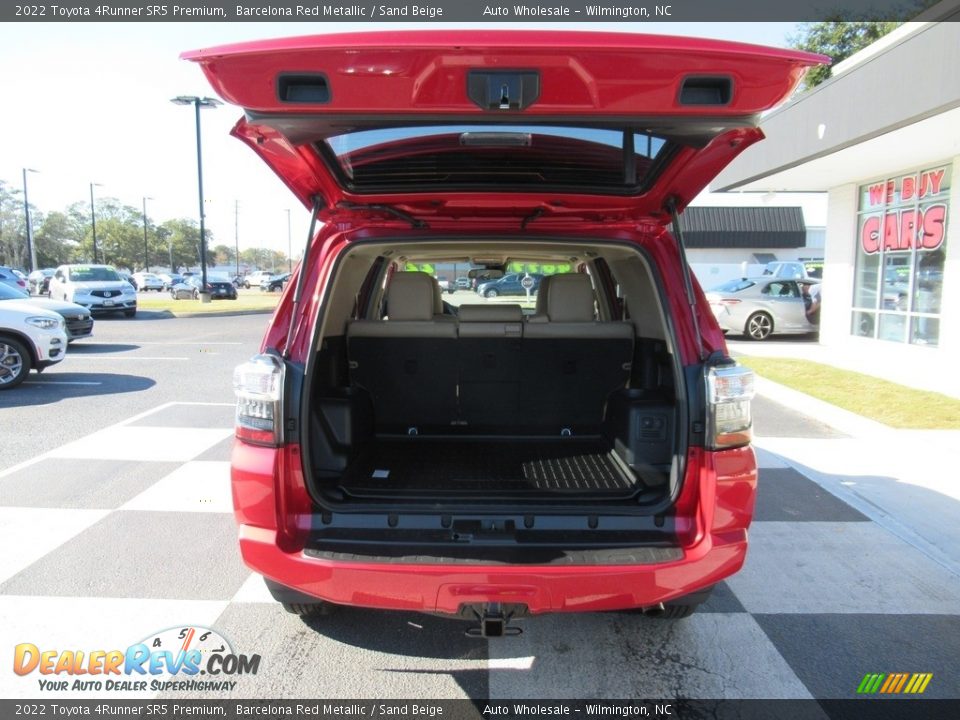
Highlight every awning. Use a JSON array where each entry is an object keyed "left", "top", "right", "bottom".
[{"left": 678, "top": 206, "right": 805, "bottom": 248}]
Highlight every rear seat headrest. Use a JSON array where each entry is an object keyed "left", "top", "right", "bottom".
[
  {"left": 458, "top": 304, "right": 524, "bottom": 322},
  {"left": 540, "top": 273, "right": 596, "bottom": 323},
  {"left": 386, "top": 272, "right": 436, "bottom": 321}
]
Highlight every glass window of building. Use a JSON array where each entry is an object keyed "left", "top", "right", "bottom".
[{"left": 852, "top": 164, "right": 949, "bottom": 346}]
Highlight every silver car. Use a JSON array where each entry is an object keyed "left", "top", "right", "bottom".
[{"left": 706, "top": 277, "right": 820, "bottom": 340}]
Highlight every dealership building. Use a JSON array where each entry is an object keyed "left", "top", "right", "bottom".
[{"left": 715, "top": 20, "right": 959, "bottom": 366}]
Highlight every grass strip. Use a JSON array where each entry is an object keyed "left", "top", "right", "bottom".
[{"left": 742, "top": 357, "right": 960, "bottom": 429}]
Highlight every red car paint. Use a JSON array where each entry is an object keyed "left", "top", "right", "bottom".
[{"left": 188, "top": 31, "right": 822, "bottom": 615}]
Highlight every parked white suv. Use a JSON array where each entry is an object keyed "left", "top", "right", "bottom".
[
  {"left": 0, "top": 302, "right": 67, "bottom": 389},
  {"left": 48, "top": 265, "right": 138, "bottom": 317}
]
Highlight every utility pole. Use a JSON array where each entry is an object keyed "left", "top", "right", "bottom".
[
  {"left": 142, "top": 196, "right": 153, "bottom": 272},
  {"left": 89, "top": 182, "right": 103, "bottom": 264},
  {"left": 23, "top": 168, "right": 39, "bottom": 272}
]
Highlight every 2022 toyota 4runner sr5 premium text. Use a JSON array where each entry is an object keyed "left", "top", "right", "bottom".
[{"left": 183, "top": 31, "right": 825, "bottom": 634}]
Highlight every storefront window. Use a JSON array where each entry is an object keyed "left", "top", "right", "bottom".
[{"left": 852, "top": 164, "right": 950, "bottom": 346}]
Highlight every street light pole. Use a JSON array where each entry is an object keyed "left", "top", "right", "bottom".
[
  {"left": 89, "top": 182, "right": 103, "bottom": 264},
  {"left": 22, "top": 168, "right": 39, "bottom": 273},
  {"left": 170, "top": 95, "right": 221, "bottom": 300},
  {"left": 142, "top": 196, "right": 153, "bottom": 272},
  {"left": 285, "top": 208, "right": 292, "bottom": 273},
  {"left": 235, "top": 199, "right": 240, "bottom": 280}
]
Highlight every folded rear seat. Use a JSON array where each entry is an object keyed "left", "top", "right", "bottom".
[
  {"left": 521, "top": 274, "right": 634, "bottom": 432},
  {"left": 348, "top": 272, "right": 458, "bottom": 432},
  {"left": 457, "top": 304, "right": 524, "bottom": 428}
]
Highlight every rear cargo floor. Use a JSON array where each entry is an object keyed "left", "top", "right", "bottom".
[{"left": 338, "top": 438, "right": 640, "bottom": 499}]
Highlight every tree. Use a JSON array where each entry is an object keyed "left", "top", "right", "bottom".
[
  {"left": 212, "top": 244, "right": 236, "bottom": 266},
  {"left": 34, "top": 210, "right": 86, "bottom": 267},
  {"left": 0, "top": 180, "right": 28, "bottom": 269},
  {"left": 789, "top": 21, "right": 902, "bottom": 88},
  {"left": 239, "top": 247, "right": 286, "bottom": 272},
  {"left": 158, "top": 218, "right": 215, "bottom": 272}
]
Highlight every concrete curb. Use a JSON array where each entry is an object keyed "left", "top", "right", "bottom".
[{"left": 165, "top": 308, "right": 276, "bottom": 319}]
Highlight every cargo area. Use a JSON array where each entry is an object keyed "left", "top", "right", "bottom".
[
  {"left": 339, "top": 438, "right": 640, "bottom": 500},
  {"left": 302, "top": 240, "right": 684, "bottom": 511}
]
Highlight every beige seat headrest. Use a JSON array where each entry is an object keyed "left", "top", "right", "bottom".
[
  {"left": 386, "top": 272, "right": 436, "bottom": 321},
  {"left": 539, "top": 273, "right": 596, "bottom": 323}
]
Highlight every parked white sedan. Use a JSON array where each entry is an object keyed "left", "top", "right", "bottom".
[
  {"left": 132, "top": 272, "right": 165, "bottom": 292},
  {"left": 706, "top": 277, "right": 820, "bottom": 340}
]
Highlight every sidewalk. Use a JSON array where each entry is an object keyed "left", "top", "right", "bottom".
[{"left": 736, "top": 341, "right": 960, "bottom": 579}]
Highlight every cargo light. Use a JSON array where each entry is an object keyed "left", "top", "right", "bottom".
[
  {"left": 705, "top": 364, "right": 755, "bottom": 450},
  {"left": 233, "top": 353, "right": 285, "bottom": 447}
]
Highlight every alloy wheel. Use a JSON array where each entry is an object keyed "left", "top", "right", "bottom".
[{"left": 746, "top": 313, "right": 773, "bottom": 340}]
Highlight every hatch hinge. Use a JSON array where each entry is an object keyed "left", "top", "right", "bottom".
[{"left": 666, "top": 197, "right": 706, "bottom": 363}]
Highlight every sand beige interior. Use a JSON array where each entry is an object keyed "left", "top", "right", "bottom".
[{"left": 302, "top": 239, "right": 684, "bottom": 509}]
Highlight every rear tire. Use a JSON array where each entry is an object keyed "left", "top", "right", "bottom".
[
  {"left": 282, "top": 602, "right": 335, "bottom": 618},
  {"left": 745, "top": 311, "right": 774, "bottom": 340},
  {"left": 484, "top": 288, "right": 499, "bottom": 298},
  {"left": 625, "top": 585, "right": 713, "bottom": 620},
  {"left": 0, "top": 336, "right": 32, "bottom": 390}
]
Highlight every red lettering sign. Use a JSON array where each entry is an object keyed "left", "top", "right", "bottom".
[
  {"left": 883, "top": 213, "right": 900, "bottom": 251},
  {"left": 901, "top": 175, "right": 916, "bottom": 201},
  {"left": 898, "top": 209, "right": 918, "bottom": 250},
  {"left": 920, "top": 168, "right": 945, "bottom": 198},
  {"left": 921, "top": 204, "right": 946, "bottom": 250},
  {"left": 861, "top": 215, "right": 880, "bottom": 253},
  {"left": 868, "top": 183, "right": 887, "bottom": 208}
]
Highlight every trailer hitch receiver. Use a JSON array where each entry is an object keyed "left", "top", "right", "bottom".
[{"left": 466, "top": 603, "right": 522, "bottom": 638}]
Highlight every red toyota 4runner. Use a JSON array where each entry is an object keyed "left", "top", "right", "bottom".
[{"left": 185, "top": 32, "right": 823, "bottom": 635}]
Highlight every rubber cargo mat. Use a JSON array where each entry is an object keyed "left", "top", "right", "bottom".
[{"left": 339, "top": 438, "right": 638, "bottom": 497}]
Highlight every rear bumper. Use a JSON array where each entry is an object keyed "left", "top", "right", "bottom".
[
  {"left": 232, "top": 442, "right": 757, "bottom": 615},
  {"left": 238, "top": 524, "right": 746, "bottom": 614}
]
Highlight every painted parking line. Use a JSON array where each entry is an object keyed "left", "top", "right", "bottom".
[
  {"left": 23, "top": 381, "right": 103, "bottom": 386},
  {"left": 119, "top": 341, "right": 244, "bottom": 345},
  {"left": 0, "top": 402, "right": 234, "bottom": 480},
  {"left": 65, "top": 356, "right": 190, "bottom": 361}
]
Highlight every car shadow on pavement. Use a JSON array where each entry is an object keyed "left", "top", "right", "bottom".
[
  {"left": 96, "top": 310, "right": 175, "bottom": 321},
  {"left": 6, "top": 372, "right": 155, "bottom": 407},
  {"left": 67, "top": 343, "right": 141, "bottom": 354},
  {"left": 300, "top": 606, "right": 482, "bottom": 659}
]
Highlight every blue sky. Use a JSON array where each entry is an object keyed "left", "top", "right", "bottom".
[{"left": 0, "top": 22, "right": 799, "bottom": 259}]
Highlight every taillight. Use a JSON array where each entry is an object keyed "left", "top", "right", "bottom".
[
  {"left": 705, "top": 364, "right": 755, "bottom": 450},
  {"left": 233, "top": 354, "right": 285, "bottom": 447},
  {"left": 718, "top": 298, "right": 741, "bottom": 305}
]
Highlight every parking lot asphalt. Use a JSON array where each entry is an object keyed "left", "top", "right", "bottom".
[
  {"left": 0, "top": 311, "right": 266, "bottom": 469},
  {"left": 1, "top": 313, "right": 958, "bottom": 702}
]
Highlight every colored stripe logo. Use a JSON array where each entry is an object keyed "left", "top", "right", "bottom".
[{"left": 857, "top": 673, "right": 933, "bottom": 694}]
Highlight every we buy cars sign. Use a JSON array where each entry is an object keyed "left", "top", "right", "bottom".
[{"left": 860, "top": 166, "right": 948, "bottom": 254}]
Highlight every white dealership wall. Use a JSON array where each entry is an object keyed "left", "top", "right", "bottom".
[{"left": 713, "top": 18, "right": 960, "bottom": 382}]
